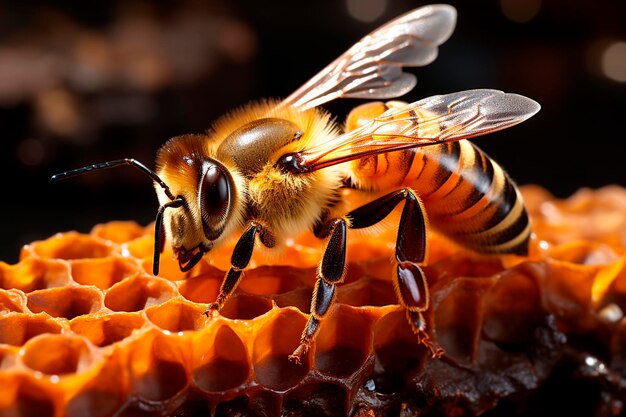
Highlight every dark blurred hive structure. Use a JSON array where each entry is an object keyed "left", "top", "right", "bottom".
[{"left": 1, "top": 185, "right": 626, "bottom": 416}]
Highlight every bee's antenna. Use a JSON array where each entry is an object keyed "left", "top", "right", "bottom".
[
  {"left": 51, "top": 158, "right": 176, "bottom": 201},
  {"left": 153, "top": 198, "right": 185, "bottom": 275}
]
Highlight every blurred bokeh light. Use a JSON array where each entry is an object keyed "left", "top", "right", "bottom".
[
  {"left": 499, "top": 0, "right": 541, "bottom": 24},
  {"left": 346, "top": 0, "right": 387, "bottom": 23},
  {"left": 0, "top": 0, "right": 624, "bottom": 263},
  {"left": 601, "top": 41, "right": 626, "bottom": 82}
]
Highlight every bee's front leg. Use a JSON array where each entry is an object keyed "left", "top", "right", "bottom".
[
  {"left": 204, "top": 221, "right": 274, "bottom": 317},
  {"left": 289, "top": 218, "right": 347, "bottom": 364}
]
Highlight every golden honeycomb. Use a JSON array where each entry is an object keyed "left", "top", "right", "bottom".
[{"left": 1, "top": 185, "right": 626, "bottom": 416}]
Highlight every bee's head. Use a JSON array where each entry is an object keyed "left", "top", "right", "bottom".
[
  {"left": 154, "top": 135, "right": 243, "bottom": 274},
  {"left": 50, "top": 134, "right": 244, "bottom": 275}
]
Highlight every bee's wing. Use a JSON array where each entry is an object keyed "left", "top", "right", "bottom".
[
  {"left": 278, "top": 4, "right": 456, "bottom": 111},
  {"left": 296, "top": 89, "right": 541, "bottom": 171}
]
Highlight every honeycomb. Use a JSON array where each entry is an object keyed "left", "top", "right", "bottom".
[{"left": 1, "top": 185, "right": 626, "bottom": 417}]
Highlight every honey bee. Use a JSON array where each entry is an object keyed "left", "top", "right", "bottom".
[{"left": 52, "top": 5, "right": 540, "bottom": 363}]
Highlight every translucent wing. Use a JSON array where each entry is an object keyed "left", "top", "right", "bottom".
[
  {"left": 278, "top": 4, "right": 457, "bottom": 111},
  {"left": 292, "top": 89, "right": 541, "bottom": 171}
]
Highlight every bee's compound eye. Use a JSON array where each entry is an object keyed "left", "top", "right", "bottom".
[{"left": 199, "top": 162, "right": 231, "bottom": 240}]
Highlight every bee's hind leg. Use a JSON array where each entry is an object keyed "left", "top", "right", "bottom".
[
  {"left": 204, "top": 221, "right": 274, "bottom": 317},
  {"left": 347, "top": 188, "right": 442, "bottom": 357},
  {"left": 289, "top": 218, "right": 347, "bottom": 364}
]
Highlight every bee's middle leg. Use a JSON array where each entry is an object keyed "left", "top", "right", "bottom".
[
  {"left": 289, "top": 218, "right": 347, "bottom": 364},
  {"left": 204, "top": 221, "right": 274, "bottom": 317}
]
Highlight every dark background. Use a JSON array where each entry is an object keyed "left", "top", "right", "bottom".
[{"left": 1, "top": 0, "right": 624, "bottom": 264}]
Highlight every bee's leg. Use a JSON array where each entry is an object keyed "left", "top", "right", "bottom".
[
  {"left": 204, "top": 222, "right": 273, "bottom": 317},
  {"left": 289, "top": 218, "right": 347, "bottom": 364},
  {"left": 347, "top": 188, "right": 443, "bottom": 357}
]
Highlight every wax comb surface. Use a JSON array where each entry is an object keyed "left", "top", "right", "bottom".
[{"left": 1, "top": 185, "right": 626, "bottom": 416}]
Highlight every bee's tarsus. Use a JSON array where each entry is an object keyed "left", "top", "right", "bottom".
[
  {"left": 204, "top": 303, "right": 220, "bottom": 318},
  {"left": 288, "top": 342, "right": 310, "bottom": 365},
  {"left": 408, "top": 312, "right": 444, "bottom": 358}
]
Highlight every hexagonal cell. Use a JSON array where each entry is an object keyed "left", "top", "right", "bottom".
[
  {"left": 220, "top": 294, "right": 273, "bottom": 320},
  {"left": 541, "top": 260, "right": 597, "bottom": 325},
  {"left": 244, "top": 391, "right": 282, "bottom": 417},
  {"left": 372, "top": 309, "right": 424, "bottom": 393},
  {"left": 252, "top": 308, "right": 311, "bottom": 391},
  {"left": 91, "top": 221, "right": 148, "bottom": 243},
  {"left": 70, "top": 257, "right": 140, "bottom": 290},
  {"left": 104, "top": 275, "right": 176, "bottom": 312},
  {"left": 283, "top": 383, "right": 349, "bottom": 416},
  {"left": 0, "top": 375, "right": 55, "bottom": 417},
  {"left": 64, "top": 346, "right": 128, "bottom": 417},
  {"left": 0, "top": 313, "right": 63, "bottom": 346},
  {"left": 213, "top": 396, "right": 260, "bottom": 417},
  {"left": 336, "top": 276, "right": 396, "bottom": 308},
  {"left": 125, "top": 235, "right": 154, "bottom": 261},
  {"left": 177, "top": 270, "right": 222, "bottom": 304},
  {"left": 129, "top": 330, "right": 190, "bottom": 402},
  {"left": 238, "top": 266, "right": 308, "bottom": 296},
  {"left": 168, "top": 397, "right": 215, "bottom": 417},
  {"left": 0, "top": 257, "right": 71, "bottom": 293},
  {"left": 482, "top": 268, "right": 543, "bottom": 346},
  {"left": 145, "top": 299, "right": 207, "bottom": 332},
  {"left": 314, "top": 304, "right": 374, "bottom": 377},
  {"left": 432, "top": 276, "right": 495, "bottom": 365},
  {"left": 192, "top": 323, "right": 250, "bottom": 392},
  {"left": 66, "top": 388, "right": 125, "bottom": 417},
  {"left": 27, "top": 286, "right": 104, "bottom": 320},
  {"left": 0, "top": 289, "right": 27, "bottom": 313},
  {"left": 26, "top": 232, "right": 114, "bottom": 260},
  {"left": 273, "top": 287, "right": 313, "bottom": 314},
  {"left": 71, "top": 312, "right": 146, "bottom": 347},
  {"left": 21, "top": 334, "right": 93, "bottom": 376}
]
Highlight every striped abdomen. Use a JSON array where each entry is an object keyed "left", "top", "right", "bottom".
[{"left": 350, "top": 139, "right": 530, "bottom": 255}]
